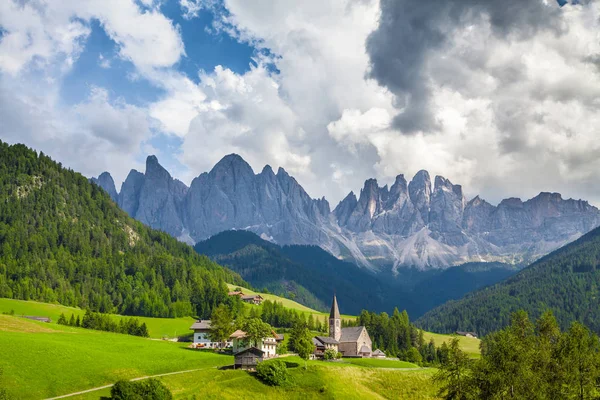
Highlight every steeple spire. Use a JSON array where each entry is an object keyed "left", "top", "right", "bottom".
[
  {"left": 329, "top": 294, "right": 341, "bottom": 341},
  {"left": 330, "top": 294, "right": 340, "bottom": 320}
]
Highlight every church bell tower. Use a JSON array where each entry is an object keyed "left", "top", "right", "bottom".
[{"left": 329, "top": 294, "right": 341, "bottom": 341}]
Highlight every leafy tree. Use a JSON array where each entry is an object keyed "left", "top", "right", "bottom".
[
  {"left": 240, "top": 318, "right": 273, "bottom": 348},
  {"left": 291, "top": 324, "right": 315, "bottom": 369},
  {"left": 556, "top": 322, "right": 600, "bottom": 400},
  {"left": 256, "top": 359, "right": 289, "bottom": 386},
  {"left": 208, "top": 304, "right": 235, "bottom": 348}
]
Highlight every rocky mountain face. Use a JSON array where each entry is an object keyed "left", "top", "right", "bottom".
[{"left": 92, "top": 155, "right": 600, "bottom": 271}]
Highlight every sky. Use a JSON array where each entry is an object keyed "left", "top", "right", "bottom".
[{"left": 1, "top": 0, "right": 600, "bottom": 207}]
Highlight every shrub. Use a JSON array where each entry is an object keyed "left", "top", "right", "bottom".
[
  {"left": 256, "top": 359, "right": 289, "bottom": 386},
  {"left": 109, "top": 379, "right": 172, "bottom": 400},
  {"left": 406, "top": 347, "right": 423, "bottom": 364},
  {"left": 323, "top": 348, "right": 337, "bottom": 360}
]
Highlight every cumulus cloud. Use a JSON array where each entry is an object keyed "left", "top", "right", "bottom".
[
  {"left": 0, "top": 76, "right": 150, "bottom": 185},
  {"left": 366, "top": 0, "right": 564, "bottom": 133}
]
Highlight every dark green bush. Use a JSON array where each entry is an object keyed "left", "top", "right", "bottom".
[
  {"left": 256, "top": 359, "right": 289, "bottom": 386},
  {"left": 110, "top": 379, "right": 172, "bottom": 400}
]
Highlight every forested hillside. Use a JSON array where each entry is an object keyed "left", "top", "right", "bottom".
[
  {"left": 194, "top": 230, "right": 410, "bottom": 315},
  {"left": 0, "top": 141, "right": 245, "bottom": 318},
  {"left": 416, "top": 226, "right": 600, "bottom": 335}
]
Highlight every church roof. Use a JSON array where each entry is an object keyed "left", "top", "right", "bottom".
[
  {"left": 330, "top": 295, "right": 340, "bottom": 320},
  {"left": 339, "top": 326, "right": 365, "bottom": 342},
  {"left": 359, "top": 345, "right": 371, "bottom": 354}
]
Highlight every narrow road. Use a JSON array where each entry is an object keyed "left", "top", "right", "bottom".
[{"left": 44, "top": 367, "right": 215, "bottom": 400}]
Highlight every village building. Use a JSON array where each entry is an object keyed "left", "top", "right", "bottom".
[
  {"left": 234, "top": 347, "right": 265, "bottom": 370},
  {"left": 189, "top": 320, "right": 232, "bottom": 349},
  {"left": 240, "top": 294, "right": 264, "bottom": 305},
  {"left": 313, "top": 336, "right": 339, "bottom": 358},
  {"left": 328, "top": 295, "right": 373, "bottom": 357},
  {"left": 227, "top": 290, "right": 245, "bottom": 297},
  {"left": 456, "top": 331, "right": 478, "bottom": 338},
  {"left": 372, "top": 349, "right": 386, "bottom": 359},
  {"left": 23, "top": 316, "right": 51, "bottom": 323},
  {"left": 230, "top": 329, "right": 283, "bottom": 358}
]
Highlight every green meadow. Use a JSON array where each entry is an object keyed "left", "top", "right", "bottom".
[
  {"left": 422, "top": 331, "right": 481, "bottom": 358},
  {"left": 70, "top": 357, "right": 438, "bottom": 400},
  {"left": 0, "top": 315, "right": 231, "bottom": 400},
  {"left": 0, "top": 298, "right": 195, "bottom": 339}
]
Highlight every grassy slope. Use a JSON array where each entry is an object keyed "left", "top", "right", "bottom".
[
  {"left": 423, "top": 331, "right": 481, "bottom": 358},
  {"left": 0, "top": 315, "right": 232, "bottom": 400},
  {"left": 72, "top": 357, "right": 437, "bottom": 400},
  {"left": 227, "top": 284, "right": 355, "bottom": 322},
  {"left": 0, "top": 298, "right": 195, "bottom": 339}
]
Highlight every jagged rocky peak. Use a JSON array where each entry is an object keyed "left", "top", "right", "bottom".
[
  {"left": 145, "top": 155, "right": 171, "bottom": 180},
  {"left": 409, "top": 170, "right": 432, "bottom": 223},
  {"left": 334, "top": 191, "right": 358, "bottom": 225},
  {"left": 91, "top": 172, "right": 118, "bottom": 203},
  {"left": 119, "top": 169, "right": 145, "bottom": 217}
]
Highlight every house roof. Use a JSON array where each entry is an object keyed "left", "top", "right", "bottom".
[
  {"left": 275, "top": 333, "right": 284, "bottom": 341},
  {"left": 359, "top": 345, "right": 371, "bottom": 354},
  {"left": 339, "top": 326, "right": 365, "bottom": 342},
  {"left": 456, "top": 331, "right": 477, "bottom": 337},
  {"left": 229, "top": 329, "right": 247, "bottom": 339},
  {"left": 228, "top": 291, "right": 244, "bottom": 296},
  {"left": 189, "top": 320, "right": 211, "bottom": 330},
  {"left": 372, "top": 349, "right": 386, "bottom": 356},
  {"left": 234, "top": 347, "right": 265, "bottom": 357},
  {"left": 329, "top": 295, "right": 340, "bottom": 320},
  {"left": 315, "top": 336, "right": 339, "bottom": 345},
  {"left": 312, "top": 337, "right": 323, "bottom": 347},
  {"left": 241, "top": 295, "right": 263, "bottom": 301}
]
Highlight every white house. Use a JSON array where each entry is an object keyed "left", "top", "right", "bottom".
[
  {"left": 190, "top": 320, "right": 232, "bottom": 349},
  {"left": 229, "top": 329, "right": 283, "bottom": 358}
]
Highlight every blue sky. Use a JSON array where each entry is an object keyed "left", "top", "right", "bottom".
[{"left": 1, "top": 0, "right": 600, "bottom": 206}]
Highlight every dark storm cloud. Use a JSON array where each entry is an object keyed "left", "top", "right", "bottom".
[{"left": 366, "top": 0, "right": 564, "bottom": 133}]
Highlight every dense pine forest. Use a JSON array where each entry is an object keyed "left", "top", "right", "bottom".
[
  {"left": 417, "top": 226, "right": 600, "bottom": 335},
  {"left": 0, "top": 141, "right": 245, "bottom": 318}
]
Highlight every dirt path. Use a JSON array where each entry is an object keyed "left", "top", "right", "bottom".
[{"left": 44, "top": 367, "right": 215, "bottom": 399}]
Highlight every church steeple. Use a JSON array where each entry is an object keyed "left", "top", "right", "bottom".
[{"left": 329, "top": 294, "right": 341, "bottom": 341}]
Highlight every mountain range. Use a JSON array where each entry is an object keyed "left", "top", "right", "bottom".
[{"left": 93, "top": 154, "right": 600, "bottom": 271}]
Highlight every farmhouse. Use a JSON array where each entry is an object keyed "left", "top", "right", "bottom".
[
  {"left": 241, "top": 294, "right": 264, "bottom": 305},
  {"left": 328, "top": 295, "right": 372, "bottom": 357},
  {"left": 372, "top": 349, "right": 386, "bottom": 359},
  {"left": 456, "top": 331, "right": 478, "bottom": 338},
  {"left": 189, "top": 320, "right": 232, "bottom": 349},
  {"left": 228, "top": 290, "right": 245, "bottom": 297},
  {"left": 313, "top": 336, "right": 339, "bottom": 358},
  {"left": 230, "top": 329, "right": 283, "bottom": 358},
  {"left": 234, "top": 347, "right": 264, "bottom": 370}
]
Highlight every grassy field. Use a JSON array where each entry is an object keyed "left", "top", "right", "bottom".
[
  {"left": 0, "top": 314, "right": 232, "bottom": 400},
  {"left": 340, "top": 358, "right": 419, "bottom": 369},
  {"left": 423, "top": 331, "right": 481, "bottom": 358},
  {"left": 0, "top": 298, "right": 195, "bottom": 339},
  {"left": 71, "top": 357, "right": 438, "bottom": 400}
]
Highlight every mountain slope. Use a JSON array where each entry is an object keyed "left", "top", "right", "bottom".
[
  {"left": 416, "top": 226, "right": 600, "bottom": 335},
  {"left": 0, "top": 141, "right": 245, "bottom": 318},
  {"left": 194, "top": 230, "right": 410, "bottom": 315},
  {"left": 94, "top": 154, "right": 600, "bottom": 271}
]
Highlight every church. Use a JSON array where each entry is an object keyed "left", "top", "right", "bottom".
[{"left": 314, "top": 294, "right": 373, "bottom": 357}]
